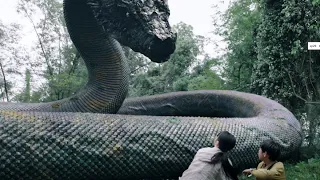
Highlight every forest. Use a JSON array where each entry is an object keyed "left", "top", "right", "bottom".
[{"left": 0, "top": 0, "right": 319, "bottom": 179}]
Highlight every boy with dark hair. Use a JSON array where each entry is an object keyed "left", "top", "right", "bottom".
[{"left": 243, "top": 139, "right": 286, "bottom": 180}]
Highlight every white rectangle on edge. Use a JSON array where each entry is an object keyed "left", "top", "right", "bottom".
[{"left": 308, "top": 42, "right": 320, "bottom": 50}]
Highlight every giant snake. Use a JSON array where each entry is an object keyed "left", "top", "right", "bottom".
[{"left": 0, "top": 0, "right": 302, "bottom": 179}]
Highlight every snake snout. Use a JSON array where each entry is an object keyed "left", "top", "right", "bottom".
[{"left": 147, "top": 33, "right": 177, "bottom": 63}]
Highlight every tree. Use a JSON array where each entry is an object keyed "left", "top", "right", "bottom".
[
  {"left": 0, "top": 21, "right": 24, "bottom": 102},
  {"left": 212, "top": 0, "right": 320, "bottom": 149},
  {"left": 187, "top": 56, "right": 227, "bottom": 91},
  {"left": 252, "top": 0, "right": 320, "bottom": 147},
  {"left": 128, "top": 22, "right": 208, "bottom": 97},
  {"left": 23, "top": 69, "right": 31, "bottom": 102},
  {"left": 213, "top": 0, "right": 262, "bottom": 92},
  {"left": 17, "top": 0, "right": 87, "bottom": 102}
]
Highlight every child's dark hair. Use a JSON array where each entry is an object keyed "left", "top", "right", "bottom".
[
  {"left": 210, "top": 131, "right": 237, "bottom": 180},
  {"left": 260, "top": 139, "right": 280, "bottom": 161}
]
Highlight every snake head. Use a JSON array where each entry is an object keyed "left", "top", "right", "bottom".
[{"left": 89, "top": 0, "right": 177, "bottom": 63}]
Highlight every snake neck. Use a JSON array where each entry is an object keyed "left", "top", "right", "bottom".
[
  {"left": 48, "top": 0, "right": 128, "bottom": 114},
  {"left": 0, "top": 0, "right": 131, "bottom": 113},
  {"left": 0, "top": 0, "right": 129, "bottom": 114}
]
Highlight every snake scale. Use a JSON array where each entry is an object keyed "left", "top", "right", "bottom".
[{"left": 0, "top": 0, "right": 302, "bottom": 179}]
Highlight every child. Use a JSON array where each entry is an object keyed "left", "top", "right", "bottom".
[
  {"left": 243, "top": 139, "right": 286, "bottom": 180},
  {"left": 179, "top": 131, "right": 238, "bottom": 180}
]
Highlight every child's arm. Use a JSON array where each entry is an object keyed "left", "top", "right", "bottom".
[
  {"left": 242, "top": 162, "right": 262, "bottom": 176},
  {"left": 251, "top": 163, "right": 284, "bottom": 179}
]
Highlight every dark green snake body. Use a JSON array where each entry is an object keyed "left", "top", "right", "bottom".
[{"left": 0, "top": 0, "right": 302, "bottom": 179}]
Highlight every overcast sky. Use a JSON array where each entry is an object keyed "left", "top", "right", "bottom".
[
  {"left": 0, "top": 0, "right": 230, "bottom": 94},
  {"left": 168, "top": 0, "right": 228, "bottom": 37},
  {"left": 0, "top": 0, "right": 229, "bottom": 54},
  {"left": 0, "top": 0, "right": 228, "bottom": 35}
]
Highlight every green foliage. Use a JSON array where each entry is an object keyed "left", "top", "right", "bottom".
[
  {"left": 123, "top": 46, "right": 150, "bottom": 77},
  {"left": 312, "top": 0, "right": 320, "bottom": 5},
  {"left": 188, "top": 57, "right": 226, "bottom": 90},
  {"left": 160, "top": 22, "right": 205, "bottom": 92},
  {"left": 14, "top": 69, "right": 31, "bottom": 102},
  {"left": 0, "top": 21, "right": 23, "bottom": 101},
  {"left": 24, "top": 69, "right": 31, "bottom": 102},
  {"left": 215, "top": 0, "right": 262, "bottom": 92},
  {"left": 0, "top": 80, "right": 13, "bottom": 101},
  {"left": 128, "top": 22, "right": 221, "bottom": 97},
  {"left": 218, "top": 0, "right": 320, "bottom": 148},
  {"left": 249, "top": 0, "right": 320, "bottom": 147},
  {"left": 252, "top": 0, "right": 320, "bottom": 107},
  {"left": 286, "top": 158, "right": 320, "bottom": 179},
  {"left": 16, "top": 0, "right": 88, "bottom": 102},
  {"left": 43, "top": 64, "right": 88, "bottom": 101},
  {"left": 217, "top": 0, "right": 320, "bottom": 110}
]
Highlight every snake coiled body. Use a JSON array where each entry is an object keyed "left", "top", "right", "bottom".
[{"left": 0, "top": 0, "right": 302, "bottom": 179}]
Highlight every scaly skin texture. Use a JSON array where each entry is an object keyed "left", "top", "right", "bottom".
[{"left": 0, "top": 0, "right": 301, "bottom": 179}]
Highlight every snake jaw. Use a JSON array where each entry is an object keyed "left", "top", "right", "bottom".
[
  {"left": 146, "top": 32, "right": 177, "bottom": 63},
  {"left": 88, "top": 0, "right": 176, "bottom": 63}
]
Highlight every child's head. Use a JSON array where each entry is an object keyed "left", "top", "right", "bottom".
[
  {"left": 214, "top": 131, "right": 236, "bottom": 152},
  {"left": 258, "top": 139, "right": 280, "bottom": 161}
]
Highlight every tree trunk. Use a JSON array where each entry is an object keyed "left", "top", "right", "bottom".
[
  {"left": 306, "top": 103, "right": 320, "bottom": 147},
  {"left": 0, "top": 62, "right": 9, "bottom": 102}
]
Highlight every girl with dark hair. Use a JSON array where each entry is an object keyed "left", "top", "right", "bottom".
[{"left": 179, "top": 131, "right": 238, "bottom": 180}]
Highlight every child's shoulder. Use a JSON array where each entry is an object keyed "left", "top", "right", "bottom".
[
  {"left": 196, "top": 147, "right": 221, "bottom": 154},
  {"left": 197, "top": 147, "right": 215, "bottom": 152},
  {"left": 274, "top": 161, "right": 284, "bottom": 167},
  {"left": 257, "top": 161, "right": 264, "bottom": 168}
]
